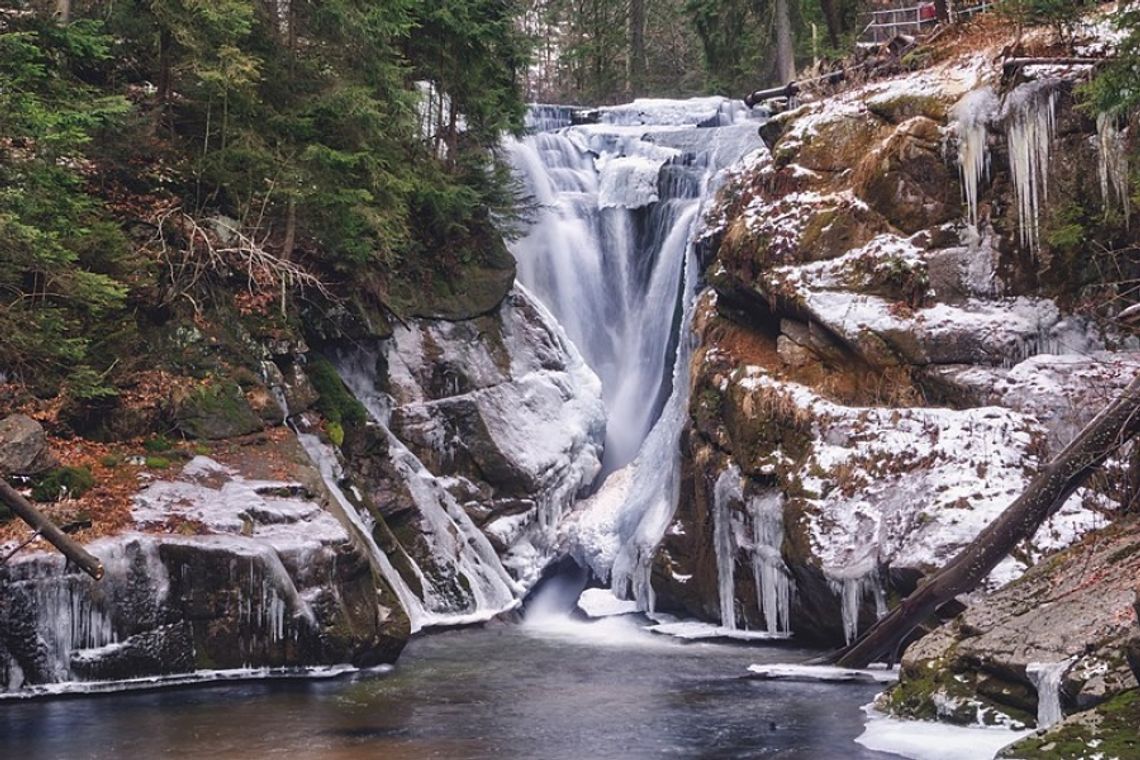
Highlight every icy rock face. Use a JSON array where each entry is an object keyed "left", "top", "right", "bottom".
[
  {"left": 657, "top": 58, "right": 1137, "bottom": 647},
  {"left": 0, "top": 452, "right": 409, "bottom": 696},
  {"left": 332, "top": 286, "right": 605, "bottom": 627}
]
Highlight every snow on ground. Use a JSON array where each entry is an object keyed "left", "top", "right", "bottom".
[
  {"left": 746, "top": 663, "right": 899, "bottom": 684},
  {"left": 133, "top": 456, "right": 348, "bottom": 550},
  {"left": 856, "top": 706, "right": 1031, "bottom": 760}
]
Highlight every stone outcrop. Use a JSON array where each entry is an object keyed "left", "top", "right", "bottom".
[
  {"left": 333, "top": 286, "right": 606, "bottom": 624},
  {"left": 891, "top": 517, "right": 1140, "bottom": 732},
  {"left": 657, "top": 47, "right": 1140, "bottom": 651},
  {"left": 0, "top": 439, "right": 409, "bottom": 696}
]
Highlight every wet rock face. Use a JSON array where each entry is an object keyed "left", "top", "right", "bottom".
[
  {"left": 341, "top": 288, "right": 605, "bottom": 599},
  {"left": 0, "top": 453, "right": 409, "bottom": 695}
]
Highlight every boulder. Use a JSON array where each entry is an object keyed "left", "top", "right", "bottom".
[
  {"left": 0, "top": 414, "right": 54, "bottom": 475},
  {"left": 852, "top": 116, "right": 961, "bottom": 234},
  {"left": 172, "top": 382, "right": 264, "bottom": 440}
]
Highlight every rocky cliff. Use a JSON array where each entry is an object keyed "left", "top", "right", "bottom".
[{"left": 649, "top": 11, "right": 1140, "bottom": 737}]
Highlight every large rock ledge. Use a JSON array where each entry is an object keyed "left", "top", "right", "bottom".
[
  {"left": 889, "top": 517, "right": 1140, "bottom": 733},
  {"left": 0, "top": 441, "right": 409, "bottom": 696},
  {"left": 657, "top": 17, "right": 1139, "bottom": 653}
]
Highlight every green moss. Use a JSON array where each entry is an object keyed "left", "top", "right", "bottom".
[
  {"left": 31, "top": 467, "right": 95, "bottom": 502},
  {"left": 145, "top": 456, "right": 171, "bottom": 469},
  {"left": 143, "top": 436, "right": 173, "bottom": 453},
  {"left": 100, "top": 454, "right": 122, "bottom": 468},
  {"left": 327, "top": 421, "right": 345, "bottom": 448},
  {"left": 305, "top": 357, "right": 367, "bottom": 428},
  {"left": 1106, "top": 541, "right": 1140, "bottom": 564},
  {"left": 1001, "top": 690, "right": 1140, "bottom": 759}
]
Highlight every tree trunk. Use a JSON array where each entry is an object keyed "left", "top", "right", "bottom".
[
  {"left": 0, "top": 481, "right": 104, "bottom": 580},
  {"left": 628, "top": 0, "right": 647, "bottom": 97},
  {"left": 774, "top": 0, "right": 796, "bottom": 85},
  {"left": 819, "top": 0, "right": 842, "bottom": 48},
  {"left": 54, "top": 0, "right": 70, "bottom": 23},
  {"left": 831, "top": 372, "right": 1140, "bottom": 669},
  {"left": 282, "top": 197, "right": 297, "bottom": 261}
]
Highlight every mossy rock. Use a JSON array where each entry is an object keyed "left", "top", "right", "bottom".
[
  {"left": 852, "top": 116, "right": 960, "bottom": 235},
  {"left": 305, "top": 356, "right": 367, "bottom": 428},
  {"left": 387, "top": 236, "right": 516, "bottom": 321},
  {"left": 866, "top": 93, "right": 948, "bottom": 125},
  {"left": 798, "top": 203, "right": 890, "bottom": 263},
  {"left": 1000, "top": 690, "right": 1140, "bottom": 759},
  {"left": 31, "top": 466, "right": 95, "bottom": 502},
  {"left": 172, "top": 382, "right": 264, "bottom": 440},
  {"left": 787, "top": 113, "right": 890, "bottom": 174}
]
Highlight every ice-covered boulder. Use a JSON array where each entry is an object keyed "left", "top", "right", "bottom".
[
  {"left": 332, "top": 286, "right": 606, "bottom": 625},
  {"left": 0, "top": 445, "right": 409, "bottom": 697}
]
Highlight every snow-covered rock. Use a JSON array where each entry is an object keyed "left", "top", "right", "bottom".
[
  {"left": 331, "top": 286, "right": 605, "bottom": 627},
  {"left": 0, "top": 445, "right": 409, "bottom": 697}
]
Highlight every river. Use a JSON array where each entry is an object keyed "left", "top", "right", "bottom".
[{"left": 0, "top": 614, "right": 896, "bottom": 759}]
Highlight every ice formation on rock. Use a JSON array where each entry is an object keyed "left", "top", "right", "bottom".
[
  {"left": 1026, "top": 658, "right": 1073, "bottom": 728},
  {"left": 1003, "top": 80, "right": 1059, "bottom": 253},
  {"left": 1096, "top": 112, "right": 1130, "bottom": 225},
  {"left": 748, "top": 491, "right": 793, "bottom": 636},
  {"left": 712, "top": 465, "right": 743, "bottom": 629},
  {"left": 952, "top": 87, "right": 998, "bottom": 230}
]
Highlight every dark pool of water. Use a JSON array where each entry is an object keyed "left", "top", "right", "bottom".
[{"left": 0, "top": 615, "right": 899, "bottom": 759}]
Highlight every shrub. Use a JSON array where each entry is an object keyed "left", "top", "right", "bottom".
[{"left": 31, "top": 467, "right": 95, "bottom": 502}]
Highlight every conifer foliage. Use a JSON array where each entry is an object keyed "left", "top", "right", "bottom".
[{"left": 0, "top": 0, "right": 530, "bottom": 395}]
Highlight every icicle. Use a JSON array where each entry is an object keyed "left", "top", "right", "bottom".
[
  {"left": 748, "top": 491, "right": 792, "bottom": 635},
  {"left": 1097, "top": 112, "right": 1130, "bottom": 226},
  {"left": 1004, "top": 81, "right": 1059, "bottom": 254},
  {"left": 827, "top": 568, "right": 886, "bottom": 645},
  {"left": 952, "top": 88, "right": 999, "bottom": 230},
  {"left": 1026, "top": 658, "right": 1073, "bottom": 728},
  {"left": 712, "top": 465, "right": 743, "bottom": 630}
]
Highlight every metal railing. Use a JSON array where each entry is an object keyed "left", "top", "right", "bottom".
[{"left": 859, "top": 0, "right": 993, "bottom": 44}]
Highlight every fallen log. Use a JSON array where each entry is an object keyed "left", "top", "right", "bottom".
[
  {"left": 0, "top": 480, "right": 104, "bottom": 580},
  {"left": 830, "top": 372, "right": 1140, "bottom": 669}
]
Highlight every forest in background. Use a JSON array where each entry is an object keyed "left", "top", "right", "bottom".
[{"left": 1, "top": 0, "right": 1139, "bottom": 408}]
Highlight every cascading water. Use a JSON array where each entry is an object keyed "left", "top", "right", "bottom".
[{"left": 507, "top": 98, "right": 764, "bottom": 611}]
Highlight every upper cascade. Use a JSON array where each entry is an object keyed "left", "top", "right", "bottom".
[
  {"left": 505, "top": 96, "right": 764, "bottom": 608},
  {"left": 506, "top": 96, "right": 762, "bottom": 472}
]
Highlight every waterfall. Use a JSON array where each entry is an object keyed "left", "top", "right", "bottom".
[
  {"left": 1003, "top": 80, "right": 1059, "bottom": 254},
  {"left": 952, "top": 87, "right": 998, "bottom": 230},
  {"left": 1096, "top": 112, "right": 1130, "bottom": 225},
  {"left": 712, "top": 465, "right": 743, "bottom": 630},
  {"left": 1026, "top": 658, "right": 1073, "bottom": 729},
  {"left": 748, "top": 491, "right": 792, "bottom": 636},
  {"left": 508, "top": 98, "right": 763, "bottom": 612}
]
